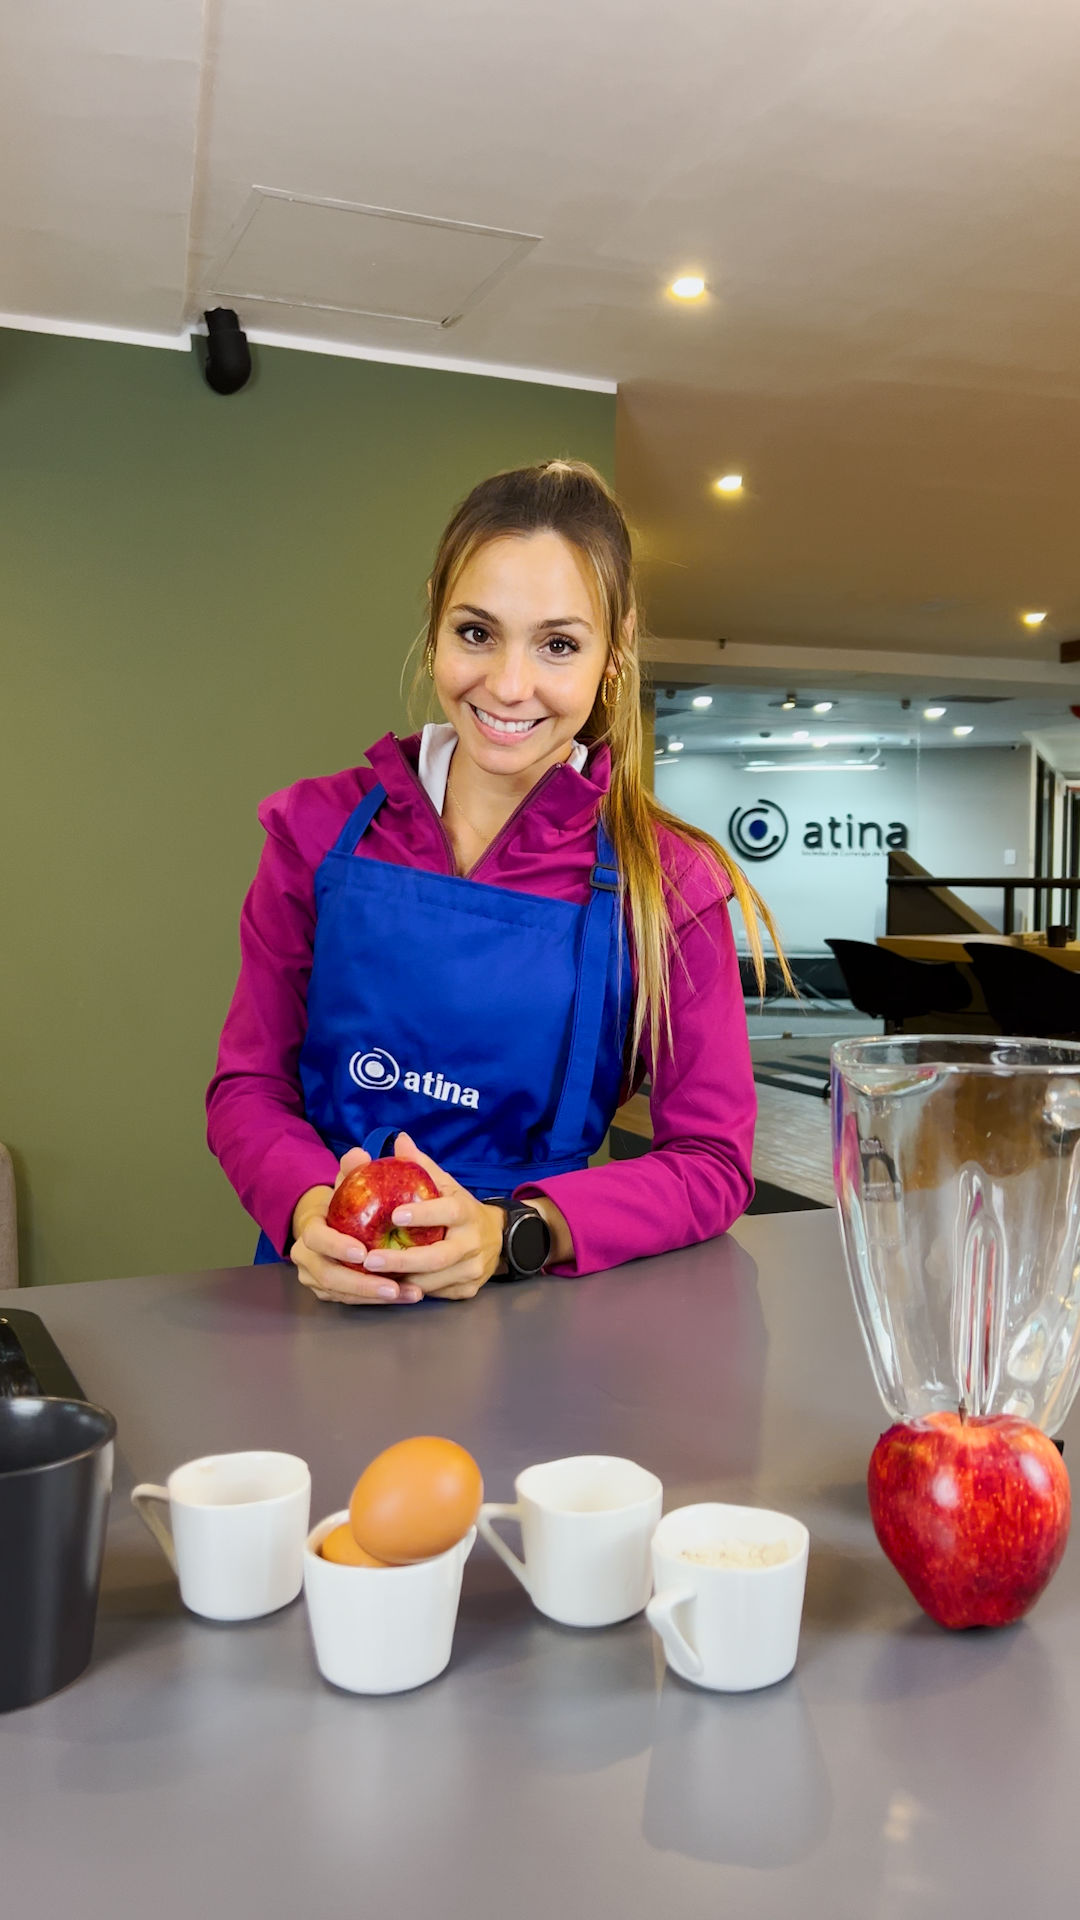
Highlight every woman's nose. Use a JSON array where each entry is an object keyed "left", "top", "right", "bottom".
[{"left": 484, "top": 649, "right": 534, "bottom": 707}]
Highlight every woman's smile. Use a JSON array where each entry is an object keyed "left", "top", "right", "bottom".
[{"left": 467, "top": 703, "right": 546, "bottom": 740}]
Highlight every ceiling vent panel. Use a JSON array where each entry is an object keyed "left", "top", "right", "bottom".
[{"left": 206, "top": 190, "right": 541, "bottom": 329}]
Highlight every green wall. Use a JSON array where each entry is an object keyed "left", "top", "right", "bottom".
[{"left": 0, "top": 330, "right": 614, "bottom": 1285}]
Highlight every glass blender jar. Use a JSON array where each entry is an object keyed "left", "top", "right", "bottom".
[{"left": 832, "top": 1037, "right": 1080, "bottom": 1435}]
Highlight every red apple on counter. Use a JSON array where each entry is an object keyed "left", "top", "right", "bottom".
[
  {"left": 868, "top": 1412, "right": 1070, "bottom": 1629},
  {"left": 327, "top": 1158, "right": 445, "bottom": 1251}
]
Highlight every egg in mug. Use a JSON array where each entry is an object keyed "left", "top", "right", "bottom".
[
  {"left": 320, "top": 1524, "right": 388, "bottom": 1567},
  {"left": 320, "top": 1436, "right": 483, "bottom": 1566}
]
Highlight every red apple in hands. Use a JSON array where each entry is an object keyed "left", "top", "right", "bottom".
[
  {"left": 327, "top": 1158, "right": 445, "bottom": 1251},
  {"left": 868, "top": 1413, "right": 1070, "bottom": 1629}
]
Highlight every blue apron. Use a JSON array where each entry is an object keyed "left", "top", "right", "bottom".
[{"left": 254, "top": 780, "right": 632, "bottom": 1259}]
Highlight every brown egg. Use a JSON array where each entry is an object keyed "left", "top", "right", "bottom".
[
  {"left": 349, "top": 1437, "right": 483, "bottom": 1565},
  {"left": 320, "top": 1522, "right": 387, "bottom": 1567}
]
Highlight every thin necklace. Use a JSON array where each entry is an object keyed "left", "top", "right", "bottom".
[
  {"left": 447, "top": 750, "right": 572, "bottom": 842},
  {"left": 446, "top": 774, "right": 495, "bottom": 844}
]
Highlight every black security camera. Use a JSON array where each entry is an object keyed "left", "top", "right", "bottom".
[{"left": 203, "top": 308, "right": 252, "bottom": 395}]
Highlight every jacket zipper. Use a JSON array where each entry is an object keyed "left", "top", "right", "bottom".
[
  {"left": 391, "top": 738, "right": 570, "bottom": 882},
  {"left": 469, "top": 763, "right": 565, "bottom": 881},
  {"left": 392, "top": 737, "right": 459, "bottom": 875}
]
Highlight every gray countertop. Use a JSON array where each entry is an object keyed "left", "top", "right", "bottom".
[{"left": 2, "top": 1211, "right": 1078, "bottom": 1918}]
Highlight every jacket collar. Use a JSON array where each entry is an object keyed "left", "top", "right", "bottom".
[{"left": 364, "top": 731, "right": 612, "bottom": 848}]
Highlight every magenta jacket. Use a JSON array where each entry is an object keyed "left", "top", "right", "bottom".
[{"left": 206, "top": 732, "right": 756, "bottom": 1274}]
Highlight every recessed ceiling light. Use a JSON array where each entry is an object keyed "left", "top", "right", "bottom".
[
  {"left": 792, "top": 730, "right": 809, "bottom": 741},
  {"left": 812, "top": 701, "right": 833, "bottom": 713},
  {"left": 1022, "top": 611, "right": 1047, "bottom": 627},
  {"left": 924, "top": 706, "right": 946, "bottom": 719},
  {"left": 670, "top": 275, "right": 706, "bottom": 300},
  {"left": 691, "top": 694, "right": 713, "bottom": 709},
  {"left": 812, "top": 738, "right": 828, "bottom": 748},
  {"left": 668, "top": 739, "right": 684, "bottom": 752},
  {"left": 952, "top": 725, "right": 973, "bottom": 736},
  {"left": 714, "top": 474, "right": 743, "bottom": 495}
]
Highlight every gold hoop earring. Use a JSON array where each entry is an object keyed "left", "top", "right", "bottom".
[
  {"left": 601, "top": 670, "right": 623, "bottom": 710},
  {"left": 425, "top": 645, "right": 435, "bottom": 681}
]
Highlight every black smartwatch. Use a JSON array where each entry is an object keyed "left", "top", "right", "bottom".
[{"left": 481, "top": 1198, "right": 552, "bottom": 1279}]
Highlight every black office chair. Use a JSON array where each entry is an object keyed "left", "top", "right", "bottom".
[
  {"left": 826, "top": 938, "right": 973, "bottom": 1030},
  {"left": 965, "top": 944, "right": 1080, "bottom": 1040}
]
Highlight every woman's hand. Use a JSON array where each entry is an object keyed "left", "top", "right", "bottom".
[
  {"left": 289, "top": 1152, "right": 425, "bottom": 1307},
  {"left": 359, "top": 1132, "right": 506, "bottom": 1302}
]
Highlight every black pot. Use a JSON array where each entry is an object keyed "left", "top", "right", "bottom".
[{"left": 0, "top": 1397, "right": 116, "bottom": 1713}]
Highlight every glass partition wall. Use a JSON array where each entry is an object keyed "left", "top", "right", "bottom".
[{"left": 651, "top": 682, "right": 1079, "bottom": 1030}]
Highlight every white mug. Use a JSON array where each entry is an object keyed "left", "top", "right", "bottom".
[
  {"left": 477, "top": 1455, "right": 663, "bottom": 1628},
  {"left": 647, "top": 1502, "right": 809, "bottom": 1692},
  {"left": 131, "top": 1451, "right": 311, "bottom": 1622},
  {"left": 303, "top": 1512, "right": 476, "bottom": 1694}
]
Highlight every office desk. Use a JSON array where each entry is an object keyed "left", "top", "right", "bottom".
[{"left": 879, "top": 932, "right": 1080, "bottom": 971}]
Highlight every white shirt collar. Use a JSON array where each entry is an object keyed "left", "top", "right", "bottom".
[{"left": 417, "top": 722, "right": 588, "bottom": 815}]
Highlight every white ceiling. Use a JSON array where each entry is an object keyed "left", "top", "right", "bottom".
[
  {"left": 2, "top": 1, "right": 203, "bottom": 333},
  {"left": 4, "top": 0, "right": 1079, "bottom": 658}
]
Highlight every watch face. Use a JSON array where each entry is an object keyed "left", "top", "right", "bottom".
[{"left": 508, "top": 1209, "right": 549, "bottom": 1275}]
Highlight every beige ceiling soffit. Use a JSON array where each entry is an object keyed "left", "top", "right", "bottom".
[
  {"left": 0, "top": 312, "right": 190, "bottom": 352},
  {"left": 645, "top": 638, "right": 1080, "bottom": 691},
  {"left": 241, "top": 327, "right": 616, "bottom": 394},
  {"left": 205, "top": 189, "right": 541, "bottom": 329},
  {"left": 1025, "top": 730, "right": 1080, "bottom": 778}
]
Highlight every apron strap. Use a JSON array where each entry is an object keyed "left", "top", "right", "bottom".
[
  {"left": 362, "top": 1126, "right": 401, "bottom": 1161},
  {"left": 546, "top": 815, "right": 622, "bottom": 1163},
  {"left": 592, "top": 817, "right": 619, "bottom": 892},
  {"left": 330, "top": 783, "right": 387, "bottom": 856}
]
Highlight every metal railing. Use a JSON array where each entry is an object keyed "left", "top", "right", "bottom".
[{"left": 886, "top": 874, "right": 1080, "bottom": 937}]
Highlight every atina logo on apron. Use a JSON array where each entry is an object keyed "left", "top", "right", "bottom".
[{"left": 349, "top": 1047, "right": 481, "bottom": 1110}]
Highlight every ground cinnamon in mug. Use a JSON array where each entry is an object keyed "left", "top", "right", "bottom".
[{"left": 678, "top": 1539, "right": 792, "bottom": 1569}]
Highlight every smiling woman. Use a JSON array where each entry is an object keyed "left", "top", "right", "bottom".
[{"left": 207, "top": 460, "right": 788, "bottom": 1304}]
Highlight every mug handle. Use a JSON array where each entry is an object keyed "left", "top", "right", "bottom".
[
  {"left": 131, "top": 1484, "right": 177, "bottom": 1573},
  {"left": 476, "top": 1501, "right": 530, "bottom": 1593},
  {"left": 646, "top": 1587, "right": 704, "bottom": 1678}
]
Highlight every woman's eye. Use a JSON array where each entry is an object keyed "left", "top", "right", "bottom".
[
  {"left": 457, "top": 624, "right": 491, "bottom": 645},
  {"left": 544, "top": 636, "right": 579, "bottom": 657}
]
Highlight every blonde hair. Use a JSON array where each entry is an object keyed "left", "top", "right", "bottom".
[{"left": 416, "top": 459, "right": 791, "bottom": 1061}]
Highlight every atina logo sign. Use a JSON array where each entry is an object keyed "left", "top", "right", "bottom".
[
  {"left": 728, "top": 798, "right": 910, "bottom": 860},
  {"left": 728, "top": 799, "right": 789, "bottom": 861},
  {"left": 349, "top": 1046, "right": 481, "bottom": 1110}
]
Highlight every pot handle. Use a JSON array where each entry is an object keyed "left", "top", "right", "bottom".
[
  {"left": 131, "top": 1484, "right": 177, "bottom": 1573},
  {"left": 646, "top": 1586, "right": 703, "bottom": 1678},
  {"left": 476, "top": 1502, "right": 529, "bottom": 1592}
]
